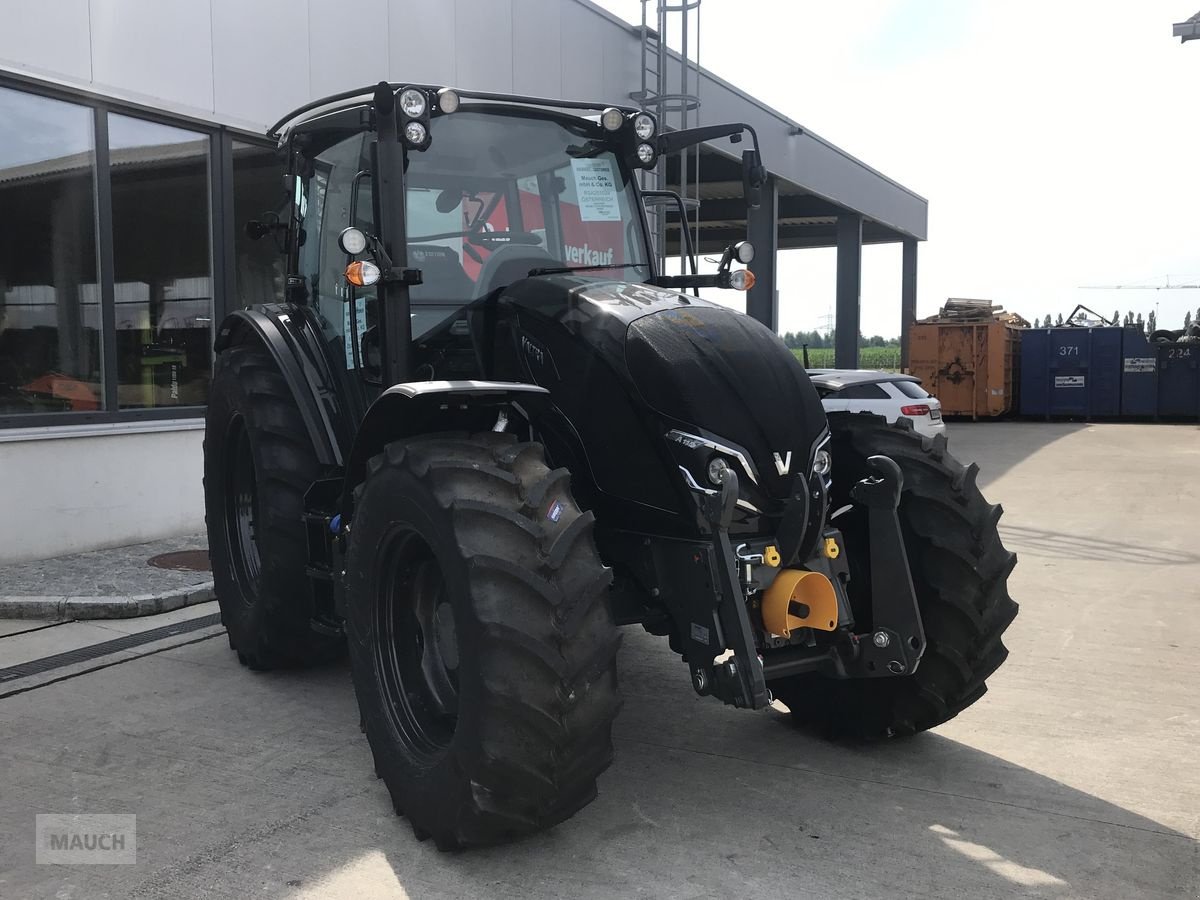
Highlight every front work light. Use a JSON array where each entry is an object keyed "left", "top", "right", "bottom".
[
  {"left": 633, "top": 113, "right": 655, "bottom": 140},
  {"left": 404, "top": 121, "right": 428, "bottom": 145},
  {"left": 345, "top": 260, "right": 381, "bottom": 287},
  {"left": 734, "top": 240, "right": 755, "bottom": 264},
  {"left": 729, "top": 269, "right": 756, "bottom": 291},
  {"left": 601, "top": 107, "right": 624, "bottom": 131},
  {"left": 399, "top": 88, "right": 427, "bottom": 118},
  {"left": 437, "top": 87, "right": 460, "bottom": 114},
  {"left": 707, "top": 456, "right": 730, "bottom": 486},
  {"left": 338, "top": 226, "right": 367, "bottom": 256},
  {"left": 636, "top": 142, "right": 656, "bottom": 165},
  {"left": 813, "top": 448, "right": 832, "bottom": 477}
]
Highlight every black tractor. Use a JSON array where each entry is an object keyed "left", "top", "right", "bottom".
[{"left": 205, "top": 82, "right": 1017, "bottom": 849}]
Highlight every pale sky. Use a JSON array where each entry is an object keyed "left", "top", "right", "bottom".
[{"left": 592, "top": 0, "right": 1200, "bottom": 338}]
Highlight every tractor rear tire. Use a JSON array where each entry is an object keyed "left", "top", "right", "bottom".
[
  {"left": 769, "top": 413, "right": 1018, "bottom": 739},
  {"left": 204, "top": 345, "right": 343, "bottom": 669},
  {"left": 343, "top": 432, "right": 621, "bottom": 849}
]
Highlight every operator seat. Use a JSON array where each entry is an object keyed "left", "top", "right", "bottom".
[
  {"left": 407, "top": 244, "right": 473, "bottom": 303},
  {"left": 472, "top": 242, "right": 557, "bottom": 299}
]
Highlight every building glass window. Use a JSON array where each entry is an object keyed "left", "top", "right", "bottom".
[
  {"left": 109, "top": 113, "right": 211, "bottom": 409},
  {"left": 231, "top": 140, "right": 286, "bottom": 307},
  {"left": 0, "top": 87, "right": 101, "bottom": 414}
]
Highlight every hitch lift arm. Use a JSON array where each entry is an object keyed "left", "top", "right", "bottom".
[
  {"left": 691, "top": 467, "right": 771, "bottom": 709},
  {"left": 843, "top": 455, "right": 926, "bottom": 677}
]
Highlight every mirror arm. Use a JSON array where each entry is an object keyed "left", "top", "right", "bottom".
[
  {"left": 657, "top": 122, "right": 756, "bottom": 156},
  {"left": 347, "top": 170, "right": 371, "bottom": 243},
  {"left": 657, "top": 122, "right": 765, "bottom": 210}
]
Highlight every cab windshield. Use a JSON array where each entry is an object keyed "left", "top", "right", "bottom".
[
  {"left": 293, "top": 108, "right": 654, "bottom": 370},
  {"left": 404, "top": 109, "right": 652, "bottom": 330}
]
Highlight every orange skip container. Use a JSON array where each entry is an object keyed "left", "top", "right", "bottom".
[{"left": 907, "top": 322, "right": 1021, "bottom": 419}]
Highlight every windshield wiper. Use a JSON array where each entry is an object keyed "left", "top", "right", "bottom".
[{"left": 528, "top": 262, "right": 648, "bottom": 277}]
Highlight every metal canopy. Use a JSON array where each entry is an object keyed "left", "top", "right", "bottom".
[
  {"left": 603, "top": 0, "right": 926, "bottom": 366},
  {"left": 1174, "top": 10, "right": 1200, "bottom": 42},
  {"left": 661, "top": 147, "right": 914, "bottom": 256}
]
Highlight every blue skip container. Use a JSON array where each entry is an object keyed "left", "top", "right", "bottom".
[
  {"left": 1020, "top": 327, "right": 1122, "bottom": 418},
  {"left": 1120, "top": 328, "right": 1158, "bottom": 417},
  {"left": 1157, "top": 341, "right": 1200, "bottom": 417}
]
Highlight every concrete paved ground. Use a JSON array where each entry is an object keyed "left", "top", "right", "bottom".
[{"left": 1, "top": 422, "right": 1197, "bottom": 899}]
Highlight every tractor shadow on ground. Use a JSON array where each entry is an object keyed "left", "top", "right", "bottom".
[
  {"left": 944, "top": 420, "right": 1089, "bottom": 484},
  {"left": 343, "top": 630, "right": 1197, "bottom": 900},
  {"left": 998, "top": 522, "right": 1200, "bottom": 566}
]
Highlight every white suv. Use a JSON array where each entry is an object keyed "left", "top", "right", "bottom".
[{"left": 808, "top": 369, "right": 946, "bottom": 439}]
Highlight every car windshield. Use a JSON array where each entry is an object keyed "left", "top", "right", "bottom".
[{"left": 403, "top": 109, "right": 652, "bottom": 330}]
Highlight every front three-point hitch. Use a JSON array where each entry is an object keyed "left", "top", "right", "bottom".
[
  {"left": 677, "top": 454, "right": 927, "bottom": 710},
  {"left": 692, "top": 466, "right": 772, "bottom": 709},
  {"left": 841, "top": 455, "right": 927, "bottom": 677}
]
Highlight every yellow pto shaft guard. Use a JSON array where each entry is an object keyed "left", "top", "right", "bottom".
[{"left": 762, "top": 569, "right": 839, "bottom": 637}]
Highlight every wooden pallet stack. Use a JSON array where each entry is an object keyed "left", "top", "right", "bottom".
[{"left": 920, "top": 298, "right": 1030, "bottom": 328}]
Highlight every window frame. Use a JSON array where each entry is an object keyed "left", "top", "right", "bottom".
[{"left": 0, "top": 70, "right": 276, "bottom": 432}]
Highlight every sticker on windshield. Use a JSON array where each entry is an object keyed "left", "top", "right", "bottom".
[{"left": 570, "top": 158, "right": 622, "bottom": 222}]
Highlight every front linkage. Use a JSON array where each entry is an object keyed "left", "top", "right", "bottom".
[{"left": 661, "top": 454, "right": 927, "bottom": 709}]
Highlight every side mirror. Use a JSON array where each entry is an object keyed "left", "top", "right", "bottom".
[
  {"left": 245, "top": 211, "right": 285, "bottom": 241},
  {"left": 742, "top": 149, "right": 765, "bottom": 210},
  {"left": 435, "top": 189, "right": 463, "bottom": 214}
]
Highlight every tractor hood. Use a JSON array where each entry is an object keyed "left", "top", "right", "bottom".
[
  {"left": 496, "top": 276, "right": 828, "bottom": 508},
  {"left": 624, "top": 304, "right": 828, "bottom": 499}
]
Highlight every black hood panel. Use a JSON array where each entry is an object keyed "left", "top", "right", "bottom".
[{"left": 625, "top": 306, "right": 828, "bottom": 499}]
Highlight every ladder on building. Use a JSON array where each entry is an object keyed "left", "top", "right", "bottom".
[{"left": 632, "top": 0, "right": 703, "bottom": 274}]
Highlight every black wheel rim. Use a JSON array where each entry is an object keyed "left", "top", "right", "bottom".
[
  {"left": 375, "top": 528, "right": 459, "bottom": 762},
  {"left": 224, "top": 415, "right": 262, "bottom": 602}
]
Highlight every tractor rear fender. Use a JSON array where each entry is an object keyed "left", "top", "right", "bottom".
[
  {"left": 214, "top": 306, "right": 347, "bottom": 469},
  {"left": 341, "top": 381, "right": 555, "bottom": 519}
]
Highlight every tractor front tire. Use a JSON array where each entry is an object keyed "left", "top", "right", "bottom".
[
  {"left": 770, "top": 414, "right": 1018, "bottom": 739},
  {"left": 344, "top": 433, "right": 622, "bottom": 849},
  {"left": 204, "top": 345, "right": 343, "bottom": 669}
]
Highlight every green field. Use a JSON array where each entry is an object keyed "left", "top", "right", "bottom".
[{"left": 791, "top": 347, "right": 902, "bottom": 371}]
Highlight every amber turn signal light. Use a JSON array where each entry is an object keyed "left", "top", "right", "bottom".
[
  {"left": 730, "top": 269, "right": 756, "bottom": 291},
  {"left": 345, "top": 260, "right": 381, "bottom": 287}
]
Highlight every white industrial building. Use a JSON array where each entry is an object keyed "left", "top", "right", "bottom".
[{"left": 0, "top": 0, "right": 926, "bottom": 563}]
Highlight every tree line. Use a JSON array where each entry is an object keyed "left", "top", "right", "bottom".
[
  {"left": 780, "top": 330, "right": 899, "bottom": 349},
  {"left": 1033, "top": 308, "right": 1200, "bottom": 331}
]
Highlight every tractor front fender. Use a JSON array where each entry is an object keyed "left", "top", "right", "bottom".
[
  {"left": 214, "top": 306, "right": 347, "bottom": 468},
  {"left": 342, "top": 380, "right": 553, "bottom": 518}
]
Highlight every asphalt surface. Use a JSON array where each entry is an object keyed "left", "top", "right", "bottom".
[{"left": 1, "top": 421, "right": 1197, "bottom": 899}]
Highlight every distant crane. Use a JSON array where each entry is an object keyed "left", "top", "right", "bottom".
[{"left": 1080, "top": 275, "right": 1200, "bottom": 290}]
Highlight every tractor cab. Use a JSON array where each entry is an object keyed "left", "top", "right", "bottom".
[{"left": 266, "top": 84, "right": 758, "bottom": 400}]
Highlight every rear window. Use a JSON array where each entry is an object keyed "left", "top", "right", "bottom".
[
  {"left": 893, "top": 381, "right": 931, "bottom": 399},
  {"left": 838, "top": 383, "right": 890, "bottom": 400}
]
